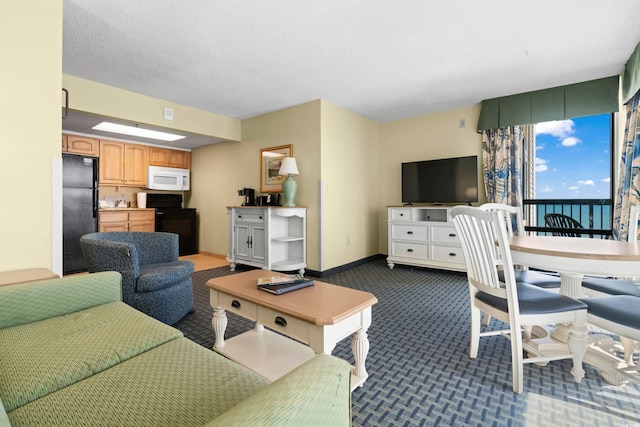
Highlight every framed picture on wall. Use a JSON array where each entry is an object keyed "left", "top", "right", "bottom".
[{"left": 260, "top": 145, "right": 292, "bottom": 193}]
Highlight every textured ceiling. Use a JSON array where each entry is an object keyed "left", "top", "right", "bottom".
[{"left": 63, "top": 1, "right": 640, "bottom": 147}]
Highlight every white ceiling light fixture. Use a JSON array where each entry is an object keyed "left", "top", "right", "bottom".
[{"left": 92, "top": 121, "right": 186, "bottom": 142}]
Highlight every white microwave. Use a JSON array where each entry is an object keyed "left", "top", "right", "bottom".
[{"left": 147, "top": 166, "right": 190, "bottom": 191}]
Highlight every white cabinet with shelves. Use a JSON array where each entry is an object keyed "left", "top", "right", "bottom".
[
  {"left": 387, "top": 206, "right": 465, "bottom": 272},
  {"left": 227, "top": 207, "right": 307, "bottom": 274}
]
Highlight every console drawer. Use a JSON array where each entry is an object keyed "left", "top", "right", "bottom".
[
  {"left": 431, "top": 226, "right": 459, "bottom": 244},
  {"left": 391, "top": 242, "right": 429, "bottom": 259},
  {"left": 390, "top": 208, "right": 412, "bottom": 221},
  {"left": 217, "top": 293, "right": 258, "bottom": 320},
  {"left": 432, "top": 245, "right": 465, "bottom": 265},
  {"left": 235, "top": 210, "right": 265, "bottom": 222},
  {"left": 258, "top": 306, "right": 309, "bottom": 343},
  {"left": 391, "top": 224, "right": 428, "bottom": 241}
]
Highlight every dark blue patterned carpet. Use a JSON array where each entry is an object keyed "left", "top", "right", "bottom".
[{"left": 173, "top": 259, "right": 640, "bottom": 426}]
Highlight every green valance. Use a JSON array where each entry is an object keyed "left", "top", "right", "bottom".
[
  {"left": 477, "top": 76, "right": 619, "bottom": 131},
  {"left": 622, "top": 41, "right": 640, "bottom": 103}
]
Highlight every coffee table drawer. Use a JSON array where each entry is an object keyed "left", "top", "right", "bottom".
[
  {"left": 258, "top": 306, "right": 309, "bottom": 343},
  {"left": 218, "top": 293, "right": 258, "bottom": 320}
]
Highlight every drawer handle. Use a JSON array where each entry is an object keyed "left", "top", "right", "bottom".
[
  {"left": 406, "top": 231, "right": 413, "bottom": 235},
  {"left": 231, "top": 300, "right": 241, "bottom": 309},
  {"left": 407, "top": 248, "right": 414, "bottom": 253},
  {"left": 399, "top": 213, "right": 404, "bottom": 216},
  {"left": 238, "top": 215, "right": 242, "bottom": 218},
  {"left": 259, "top": 216, "right": 263, "bottom": 219},
  {"left": 449, "top": 253, "right": 457, "bottom": 257},
  {"left": 275, "top": 316, "right": 287, "bottom": 327},
  {"left": 449, "top": 233, "right": 456, "bottom": 237}
]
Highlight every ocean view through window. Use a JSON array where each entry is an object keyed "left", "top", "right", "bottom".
[{"left": 524, "top": 114, "right": 613, "bottom": 238}]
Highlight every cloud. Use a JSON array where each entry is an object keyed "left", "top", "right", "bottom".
[
  {"left": 578, "top": 180, "right": 595, "bottom": 186},
  {"left": 601, "top": 177, "right": 610, "bottom": 183},
  {"left": 568, "top": 186, "right": 578, "bottom": 190},
  {"left": 539, "top": 186, "right": 553, "bottom": 193},
  {"left": 535, "top": 120, "right": 575, "bottom": 139},
  {"left": 561, "top": 136, "right": 581, "bottom": 147},
  {"left": 535, "top": 157, "right": 548, "bottom": 172}
]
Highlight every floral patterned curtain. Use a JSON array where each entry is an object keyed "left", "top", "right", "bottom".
[
  {"left": 481, "top": 126, "right": 524, "bottom": 207},
  {"left": 613, "top": 91, "right": 640, "bottom": 241}
]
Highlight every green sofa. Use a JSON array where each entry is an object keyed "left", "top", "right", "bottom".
[{"left": 0, "top": 272, "right": 351, "bottom": 426}]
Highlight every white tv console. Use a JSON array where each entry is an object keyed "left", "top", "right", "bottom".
[{"left": 386, "top": 206, "right": 465, "bottom": 272}]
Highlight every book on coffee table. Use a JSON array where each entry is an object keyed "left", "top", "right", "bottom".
[
  {"left": 257, "top": 278, "right": 314, "bottom": 295},
  {"left": 256, "top": 274, "right": 304, "bottom": 286}
]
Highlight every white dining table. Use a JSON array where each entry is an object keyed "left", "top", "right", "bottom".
[{"left": 509, "top": 235, "right": 640, "bottom": 384}]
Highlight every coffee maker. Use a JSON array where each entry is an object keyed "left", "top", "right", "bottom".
[{"left": 238, "top": 187, "right": 256, "bottom": 206}]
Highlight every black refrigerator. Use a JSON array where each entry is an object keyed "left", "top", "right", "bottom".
[{"left": 63, "top": 153, "right": 99, "bottom": 274}]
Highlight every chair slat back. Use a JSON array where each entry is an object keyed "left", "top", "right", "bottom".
[
  {"left": 478, "top": 203, "right": 523, "bottom": 237},
  {"left": 544, "top": 213, "right": 583, "bottom": 237},
  {"left": 452, "top": 206, "right": 517, "bottom": 302}
]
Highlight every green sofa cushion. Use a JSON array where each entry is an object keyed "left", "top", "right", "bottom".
[
  {"left": 0, "top": 302, "right": 182, "bottom": 412},
  {"left": 7, "top": 337, "right": 270, "bottom": 427},
  {"left": 207, "top": 354, "right": 352, "bottom": 427},
  {"left": 0, "top": 271, "right": 122, "bottom": 329}
]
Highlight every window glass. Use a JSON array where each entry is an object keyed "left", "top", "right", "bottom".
[
  {"left": 534, "top": 114, "right": 611, "bottom": 199},
  {"left": 524, "top": 113, "right": 613, "bottom": 238}
]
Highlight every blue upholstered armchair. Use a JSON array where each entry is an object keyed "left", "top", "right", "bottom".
[{"left": 80, "top": 232, "right": 194, "bottom": 325}]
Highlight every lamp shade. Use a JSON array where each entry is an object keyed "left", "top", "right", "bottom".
[{"left": 278, "top": 157, "right": 299, "bottom": 176}]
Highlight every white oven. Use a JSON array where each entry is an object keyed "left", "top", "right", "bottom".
[{"left": 147, "top": 166, "right": 190, "bottom": 191}]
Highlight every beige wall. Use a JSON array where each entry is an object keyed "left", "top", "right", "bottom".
[
  {"left": 0, "top": 1, "right": 62, "bottom": 271},
  {"left": 320, "top": 101, "right": 380, "bottom": 270},
  {"left": 147, "top": 98, "right": 486, "bottom": 272},
  {"left": 190, "top": 101, "right": 322, "bottom": 268},
  {"left": 377, "top": 105, "right": 485, "bottom": 253},
  {"left": 63, "top": 75, "right": 242, "bottom": 142}
]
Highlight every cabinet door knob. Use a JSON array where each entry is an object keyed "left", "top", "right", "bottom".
[
  {"left": 449, "top": 233, "right": 456, "bottom": 237},
  {"left": 407, "top": 248, "right": 414, "bottom": 252},
  {"left": 259, "top": 216, "right": 263, "bottom": 219},
  {"left": 238, "top": 215, "right": 242, "bottom": 218},
  {"left": 231, "top": 300, "right": 241, "bottom": 309},
  {"left": 407, "top": 231, "right": 413, "bottom": 235},
  {"left": 449, "top": 253, "right": 456, "bottom": 257},
  {"left": 275, "top": 316, "right": 287, "bottom": 327}
]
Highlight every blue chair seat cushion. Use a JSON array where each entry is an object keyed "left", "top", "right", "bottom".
[
  {"left": 477, "top": 282, "right": 587, "bottom": 315},
  {"left": 579, "top": 295, "right": 640, "bottom": 329},
  {"left": 136, "top": 261, "right": 194, "bottom": 293},
  {"left": 498, "top": 269, "right": 561, "bottom": 289},
  {"left": 581, "top": 277, "right": 640, "bottom": 297}
]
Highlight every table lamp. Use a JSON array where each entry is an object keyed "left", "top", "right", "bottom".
[{"left": 278, "top": 157, "right": 299, "bottom": 207}]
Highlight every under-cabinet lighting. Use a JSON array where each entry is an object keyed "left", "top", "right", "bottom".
[{"left": 92, "top": 122, "right": 186, "bottom": 142}]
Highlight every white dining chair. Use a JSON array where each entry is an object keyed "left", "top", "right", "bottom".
[
  {"left": 451, "top": 206, "right": 589, "bottom": 394},
  {"left": 479, "top": 203, "right": 561, "bottom": 290},
  {"left": 580, "top": 295, "right": 640, "bottom": 381},
  {"left": 581, "top": 205, "right": 640, "bottom": 365},
  {"left": 582, "top": 205, "right": 640, "bottom": 298}
]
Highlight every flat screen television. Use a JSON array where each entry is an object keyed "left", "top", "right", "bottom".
[{"left": 401, "top": 155, "right": 478, "bottom": 205}]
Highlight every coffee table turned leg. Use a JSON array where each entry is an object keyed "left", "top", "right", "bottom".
[
  {"left": 212, "top": 307, "right": 228, "bottom": 348},
  {"left": 351, "top": 328, "right": 370, "bottom": 382}
]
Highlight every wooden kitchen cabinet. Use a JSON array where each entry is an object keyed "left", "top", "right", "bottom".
[
  {"left": 99, "top": 140, "right": 149, "bottom": 186},
  {"left": 99, "top": 209, "right": 155, "bottom": 232},
  {"left": 149, "top": 147, "right": 191, "bottom": 169},
  {"left": 62, "top": 134, "right": 99, "bottom": 156}
]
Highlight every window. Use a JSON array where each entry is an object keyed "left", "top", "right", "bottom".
[{"left": 523, "top": 113, "right": 614, "bottom": 238}]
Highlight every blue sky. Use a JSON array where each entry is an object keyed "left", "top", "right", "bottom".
[{"left": 534, "top": 114, "right": 611, "bottom": 199}]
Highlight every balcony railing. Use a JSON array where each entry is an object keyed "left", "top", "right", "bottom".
[{"left": 522, "top": 199, "right": 612, "bottom": 239}]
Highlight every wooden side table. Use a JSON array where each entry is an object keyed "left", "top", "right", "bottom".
[{"left": 0, "top": 268, "right": 59, "bottom": 287}]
